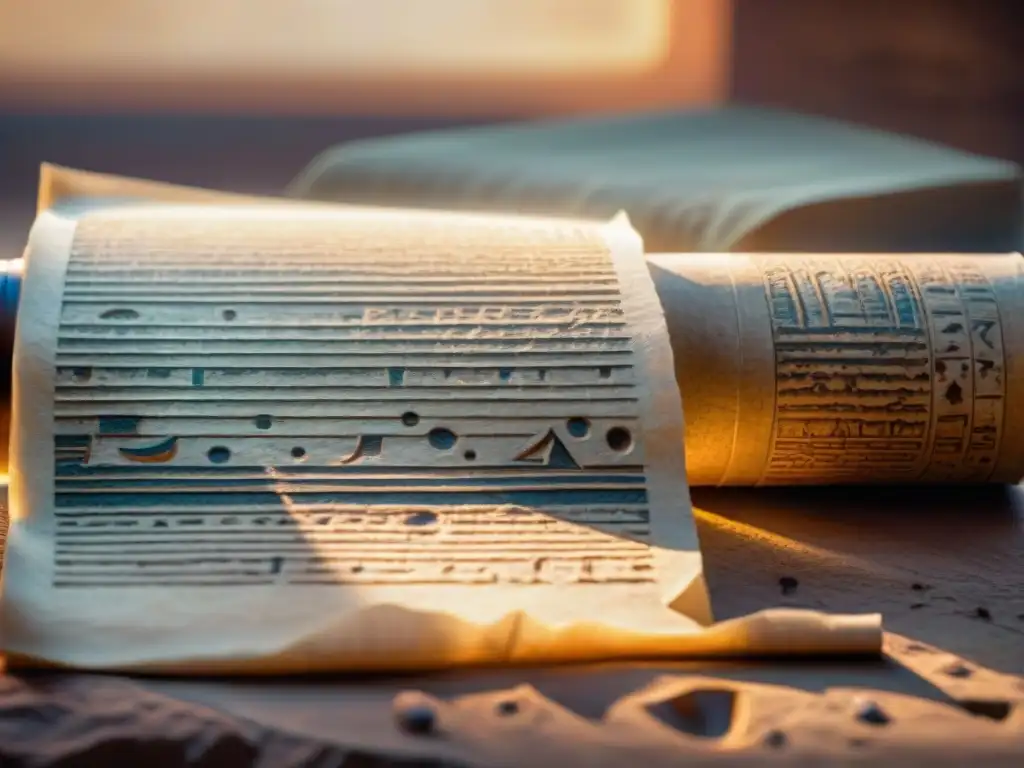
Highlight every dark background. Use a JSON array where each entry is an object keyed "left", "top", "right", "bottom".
[{"left": 1, "top": 0, "right": 1021, "bottom": 254}]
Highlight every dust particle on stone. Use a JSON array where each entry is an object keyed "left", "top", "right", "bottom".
[
  {"left": 496, "top": 700, "right": 519, "bottom": 716},
  {"left": 945, "top": 664, "right": 973, "bottom": 679},
  {"left": 910, "top": 582, "right": 930, "bottom": 591},
  {"left": 855, "top": 700, "right": 891, "bottom": 726},
  {"left": 778, "top": 576, "right": 799, "bottom": 596},
  {"left": 973, "top": 607, "right": 992, "bottom": 621},
  {"left": 910, "top": 603, "right": 926, "bottom": 610},
  {"left": 395, "top": 703, "right": 437, "bottom": 736},
  {"left": 763, "top": 730, "right": 787, "bottom": 748}
]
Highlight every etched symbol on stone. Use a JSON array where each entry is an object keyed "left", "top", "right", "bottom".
[
  {"left": 972, "top": 319, "right": 996, "bottom": 349},
  {"left": 118, "top": 436, "right": 179, "bottom": 463},
  {"left": 566, "top": 417, "right": 591, "bottom": 438},
  {"left": 339, "top": 435, "right": 384, "bottom": 464},
  {"left": 427, "top": 428, "right": 457, "bottom": 450},
  {"left": 514, "top": 430, "right": 581, "bottom": 469},
  {"left": 99, "top": 308, "right": 139, "bottom": 320},
  {"left": 206, "top": 445, "right": 231, "bottom": 464}
]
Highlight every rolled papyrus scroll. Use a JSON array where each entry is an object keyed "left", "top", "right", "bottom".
[{"left": 650, "top": 252, "right": 1024, "bottom": 486}]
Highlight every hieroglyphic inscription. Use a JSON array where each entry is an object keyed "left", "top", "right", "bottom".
[
  {"left": 761, "top": 257, "right": 1006, "bottom": 484},
  {"left": 50, "top": 213, "right": 654, "bottom": 588}
]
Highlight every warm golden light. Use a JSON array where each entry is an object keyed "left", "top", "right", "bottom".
[
  {"left": 0, "top": 0, "right": 730, "bottom": 115},
  {"left": 0, "top": 0, "right": 670, "bottom": 78}
]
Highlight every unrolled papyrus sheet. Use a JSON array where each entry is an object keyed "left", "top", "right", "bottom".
[
  {"left": 0, "top": 167, "right": 881, "bottom": 674},
  {"left": 650, "top": 252, "right": 1024, "bottom": 486}
]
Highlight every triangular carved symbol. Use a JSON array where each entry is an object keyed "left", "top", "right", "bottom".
[{"left": 514, "top": 430, "right": 580, "bottom": 469}]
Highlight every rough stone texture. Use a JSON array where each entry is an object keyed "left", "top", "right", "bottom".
[{"left": 0, "top": 637, "right": 1021, "bottom": 767}]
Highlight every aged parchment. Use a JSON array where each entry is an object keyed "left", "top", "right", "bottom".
[{"left": 0, "top": 168, "right": 880, "bottom": 673}]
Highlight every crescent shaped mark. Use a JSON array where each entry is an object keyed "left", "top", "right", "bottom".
[
  {"left": 118, "top": 436, "right": 179, "bottom": 464},
  {"left": 339, "top": 435, "right": 384, "bottom": 464}
]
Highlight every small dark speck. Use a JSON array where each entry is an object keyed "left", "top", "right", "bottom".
[
  {"left": 855, "top": 701, "right": 890, "bottom": 726},
  {"left": 910, "top": 602, "right": 926, "bottom": 610},
  {"left": 911, "top": 582, "right": 930, "bottom": 591},
  {"left": 849, "top": 738, "right": 870, "bottom": 749},
  {"left": 905, "top": 643, "right": 929, "bottom": 653},
  {"left": 779, "top": 576, "right": 799, "bottom": 596},
  {"left": 935, "top": 360, "right": 946, "bottom": 375},
  {"left": 406, "top": 511, "right": 438, "bottom": 526},
  {"left": 100, "top": 308, "right": 139, "bottom": 321},
  {"left": 973, "top": 607, "right": 992, "bottom": 621},
  {"left": 764, "top": 730, "right": 787, "bottom": 748},
  {"left": 496, "top": 700, "right": 519, "bottom": 716},
  {"left": 1017, "top": 614, "right": 1024, "bottom": 622},
  {"left": 395, "top": 703, "right": 436, "bottom": 736},
  {"left": 351, "top": 565, "right": 364, "bottom": 574},
  {"left": 945, "top": 664, "right": 973, "bottom": 679}
]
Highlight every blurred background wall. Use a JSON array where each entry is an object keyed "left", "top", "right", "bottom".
[
  {"left": 732, "top": 0, "right": 1023, "bottom": 167},
  {"left": 0, "top": 0, "right": 1021, "bottom": 253}
]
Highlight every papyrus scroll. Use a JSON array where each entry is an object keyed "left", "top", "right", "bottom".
[
  {"left": 0, "top": 167, "right": 881, "bottom": 674},
  {"left": 651, "top": 252, "right": 1024, "bottom": 486}
]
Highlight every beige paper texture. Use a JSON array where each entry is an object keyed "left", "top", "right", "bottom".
[{"left": 0, "top": 168, "right": 880, "bottom": 673}]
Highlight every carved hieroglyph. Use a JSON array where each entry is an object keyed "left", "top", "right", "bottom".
[{"left": 649, "top": 253, "right": 1024, "bottom": 486}]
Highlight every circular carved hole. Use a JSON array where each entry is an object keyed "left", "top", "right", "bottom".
[
  {"left": 254, "top": 414, "right": 272, "bottom": 430},
  {"left": 207, "top": 446, "right": 231, "bottom": 464},
  {"left": 291, "top": 446, "right": 307, "bottom": 460},
  {"left": 428, "top": 427, "right": 457, "bottom": 450},
  {"left": 463, "top": 449, "right": 477, "bottom": 461},
  {"left": 605, "top": 427, "right": 632, "bottom": 452},
  {"left": 401, "top": 411, "right": 420, "bottom": 427},
  {"left": 566, "top": 417, "right": 590, "bottom": 438},
  {"left": 222, "top": 309, "right": 237, "bottom": 321}
]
